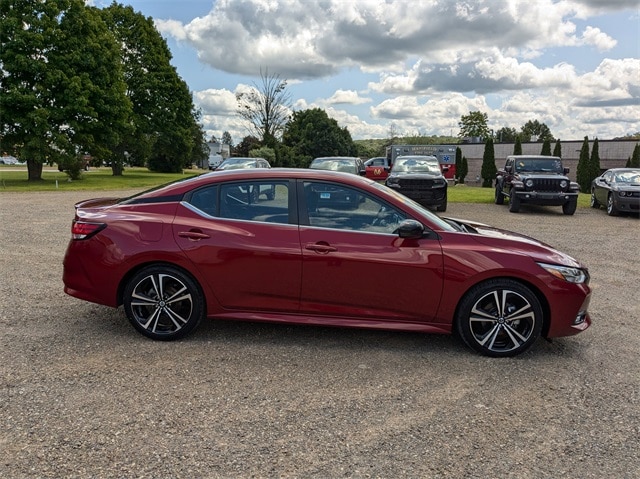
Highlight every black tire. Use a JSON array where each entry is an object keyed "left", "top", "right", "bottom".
[
  {"left": 590, "top": 189, "right": 600, "bottom": 209},
  {"left": 606, "top": 193, "right": 618, "bottom": 216},
  {"left": 562, "top": 199, "right": 577, "bottom": 215},
  {"left": 495, "top": 185, "right": 504, "bottom": 205},
  {"left": 436, "top": 198, "right": 447, "bottom": 212},
  {"left": 123, "top": 265, "right": 205, "bottom": 340},
  {"left": 508, "top": 194, "right": 520, "bottom": 213},
  {"left": 456, "top": 279, "right": 543, "bottom": 357}
]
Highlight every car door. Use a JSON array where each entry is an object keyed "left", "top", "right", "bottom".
[
  {"left": 173, "top": 180, "right": 302, "bottom": 312},
  {"left": 365, "top": 157, "right": 389, "bottom": 181},
  {"left": 595, "top": 171, "right": 612, "bottom": 205},
  {"left": 297, "top": 179, "right": 444, "bottom": 323}
]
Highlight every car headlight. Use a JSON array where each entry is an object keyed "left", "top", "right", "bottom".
[
  {"left": 525, "top": 179, "right": 534, "bottom": 188},
  {"left": 537, "top": 262, "right": 589, "bottom": 284},
  {"left": 386, "top": 177, "right": 399, "bottom": 186},
  {"left": 560, "top": 180, "right": 568, "bottom": 189}
]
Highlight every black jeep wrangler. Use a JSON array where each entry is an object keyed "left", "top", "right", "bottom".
[{"left": 495, "top": 155, "right": 579, "bottom": 215}]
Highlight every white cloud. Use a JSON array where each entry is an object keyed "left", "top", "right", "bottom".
[{"left": 326, "top": 90, "right": 371, "bottom": 105}]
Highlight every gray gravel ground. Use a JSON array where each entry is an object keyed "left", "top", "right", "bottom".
[{"left": 1, "top": 190, "right": 639, "bottom": 478}]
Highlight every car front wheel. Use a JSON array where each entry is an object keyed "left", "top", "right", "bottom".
[
  {"left": 123, "top": 265, "right": 205, "bottom": 340},
  {"left": 508, "top": 193, "right": 520, "bottom": 213},
  {"left": 562, "top": 199, "right": 577, "bottom": 215},
  {"left": 456, "top": 279, "right": 543, "bottom": 357},
  {"left": 590, "top": 189, "right": 600, "bottom": 208},
  {"left": 495, "top": 185, "right": 504, "bottom": 205},
  {"left": 606, "top": 193, "right": 618, "bottom": 216}
]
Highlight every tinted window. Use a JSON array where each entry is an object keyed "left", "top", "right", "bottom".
[
  {"left": 189, "top": 185, "right": 219, "bottom": 216},
  {"left": 220, "top": 181, "right": 290, "bottom": 224},
  {"left": 303, "top": 181, "right": 407, "bottom": 234}
]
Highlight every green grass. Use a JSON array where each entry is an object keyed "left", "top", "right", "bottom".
[
  {"left": 0, "top": 166, "right": 592, "bottom": 207},
  {"left": 448, "top": 183, "right": 591, "bottom": 208},
  {"left": 0, "top": 166, "right": 202, "bottom": 192}
]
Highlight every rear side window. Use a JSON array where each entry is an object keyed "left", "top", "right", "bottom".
[
  {"left": 189, "top": 186, "right": 218, "bottom": 216},
  {"left": 220, "top": 181, "right": 290, "bottom": 224}
]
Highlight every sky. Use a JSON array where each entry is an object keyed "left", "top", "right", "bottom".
[{"left": 93, "top": 0, "right": 640, "bottom": 142}]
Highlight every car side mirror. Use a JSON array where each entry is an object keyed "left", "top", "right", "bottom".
[
  {"left": 397, "top": 219, "right": 424, "bottom": 239},
  {"left": 505, "top": 165, "right": 513, "bottom": 173},
  {"left": 564, "top": 167, "right": 570, "bottom": 174},
  {"left": 442, "top": 166, "right": 449, "bottom": 172}
]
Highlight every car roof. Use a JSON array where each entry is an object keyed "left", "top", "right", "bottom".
[
  {"left": 136, "top": 168, "right": 375, "bottom": 198},
  {"left": 506, "top": 155, "right": 561, "bottom": 160},
  {"left": 396, "top": 155, "right": 438, "bottom": 161}
]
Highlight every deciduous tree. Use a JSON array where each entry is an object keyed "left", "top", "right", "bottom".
[
  {"left": 458, "top": 111, "right": 490, "bottom": 141},
  {"left": 1, "top": 0, "right": 131, "bottom": 180},
  {"left": 236, "top": 69, "right": 291, "bottom": 147},
  {"left": 282, "top": 108, "right": 356, "bottom": 167}
]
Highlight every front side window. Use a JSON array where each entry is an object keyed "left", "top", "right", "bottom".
[{"left": 303, "top": 181, "right": 407, "bottom": 234}]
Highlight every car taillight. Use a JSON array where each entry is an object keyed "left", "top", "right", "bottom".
[{"left": 72, "top": 220, "right": 106, "bottom": 240}]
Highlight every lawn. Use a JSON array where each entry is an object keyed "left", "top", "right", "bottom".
[
  {"left": 0, "top": 165, "right": 592, "bottom": 207},
  {"left": 0, "top": 166, "right": 202, "bottom": 192}
]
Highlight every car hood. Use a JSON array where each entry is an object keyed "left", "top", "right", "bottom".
[
  {"left": 389, "top": 172, "right": 443, "bottom": 179},
  {"left": 443, "top": 217, "right": 584, "bottom": 268}
]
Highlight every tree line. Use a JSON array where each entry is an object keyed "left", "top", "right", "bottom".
[{"left": 1, "top": 0, "right": 207, "bottom": 180}]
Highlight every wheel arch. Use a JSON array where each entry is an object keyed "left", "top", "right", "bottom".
[
  {"left": 452, "top": 275, "right": 551, "bottom": 337},
  {"left": 116, "top": 261, "right": 208, "bottom": 311}
]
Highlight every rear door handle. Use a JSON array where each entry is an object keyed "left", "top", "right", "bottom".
[{"left": 178, "top": 231, "right": 211, "bottom": 240}]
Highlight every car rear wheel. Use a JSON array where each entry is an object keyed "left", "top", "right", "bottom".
[
  {"left": 123, "top": 265, "right": 205, "bottom": 340},
  {"left": 456, "top": 279, "right": 543, "bottom": 357},
  {"left": 590, "top": 189, "right": 600, "bottom": 208},
  {"left": 508, "top": 194, "right": 520, "bottom": 213}
]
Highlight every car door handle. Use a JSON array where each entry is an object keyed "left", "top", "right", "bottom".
[
  {"left": 305, "top": 242, "right": 337, "bottom": 253},
  {"left": 178, "top": 230, "right": 211, "bottom": 240}
]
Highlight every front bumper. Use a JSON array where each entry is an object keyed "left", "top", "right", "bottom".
[{"left": 513, "top": 190, "right": 578, "bottom": 205}]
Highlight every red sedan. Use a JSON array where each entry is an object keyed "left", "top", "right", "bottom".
[{"left": 63, "top": 168, "right": 591, "bottom": 357}]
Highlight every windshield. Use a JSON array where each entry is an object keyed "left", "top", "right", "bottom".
[
  {"left": 393, "top": 157, "right": 441, "bottom": 173},
  {"left": 615, "top": 170, "right": 640, "bottom": 184},
  {"left": 218, "top": 159, "right": 256, "bottom": 170},
  {"left": 310, "top": 158, "right": 356, "bottom": 173},
  {"left": 515, "top": 158, "right": 563, "bottom": 173}
]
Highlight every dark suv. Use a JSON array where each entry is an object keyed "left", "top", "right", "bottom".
[
  {"left": 385, "top": 155, "right": 448, "bottom": 211},
  {"left": 495, "top": 155, "right": 579, "bottom": 215}
]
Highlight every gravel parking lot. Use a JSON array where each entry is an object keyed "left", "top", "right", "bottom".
[{"left": 1, "top": 190, "right": 638, "bottom": 478}]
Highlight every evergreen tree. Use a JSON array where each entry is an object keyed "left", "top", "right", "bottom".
[
  {"left": 589, "top": 138, "right": 601, "bottom": 185},
  {"left": 459, "top": 156, "right": 469, "bottom": 184},
  {"left": 628, "top": 144, "right": 640, "bottom": 167},
  {"left": 481, "top": 138, "right": 497, "bottom": 188},
  {"left": 513, "top": 136, "right": 523, "bottom": 155},
  {"left": 576, "top": 136, "right": 591, "bottom": 192},
  {"left": 540, "top": 139, "right": 552, "bottom": 156},
  {"left": 553, "top": 139, "right": 562, "bottom": 157},
  {"left": 455, "top": 147, "right": 462, "bottom": 182}
]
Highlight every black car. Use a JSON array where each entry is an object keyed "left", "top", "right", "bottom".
[
  {"left": 591, "top": 168, "right": 640, "bottom": 216},
  {"left": 385, "top": 155, "right": 448, "bottom": 212},
  {"left": 309, "top": 156, "right": 366, "bottom": 176}
]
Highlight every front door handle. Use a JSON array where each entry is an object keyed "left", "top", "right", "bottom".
[{"left": 305, "top": 242, "right": 337, "bottom": 253}]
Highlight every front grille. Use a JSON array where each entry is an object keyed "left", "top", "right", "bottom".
[
  {"left": 398, "top": 179, "right": 438, "bottom": 190},
  {"left": 529, "top": 178, "right": 565, "bottom": 192}
]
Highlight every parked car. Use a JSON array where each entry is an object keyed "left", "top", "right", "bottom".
[
  {"left": 495, "top": 155, "right": 579, "bottom": 215},
  {"left": 214, "top": 157, "right": 274, "bottom": 200},
  {"left": 215, "top": 157, "right": 271, "bottom": 170},
  {"left": 0, "top": 154, "right": 19, "bottom": 165},
  {"left": 385, "top": 155, "right": 448, "bottom": 212},
  {"left": 309, "top": 156, "right": 366, "bottom": 176},
  {"left": 590, "top": 168, "right": 640, "bottom": 216},
  {"left": 208, "top": 154, "right": 223, "bottom": 170},
  {"left": 63, "top": 168, "right": 591, "bottom": 357},
  {"left": 364, "top": 156, "right": 391, "bottom": 181}
]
